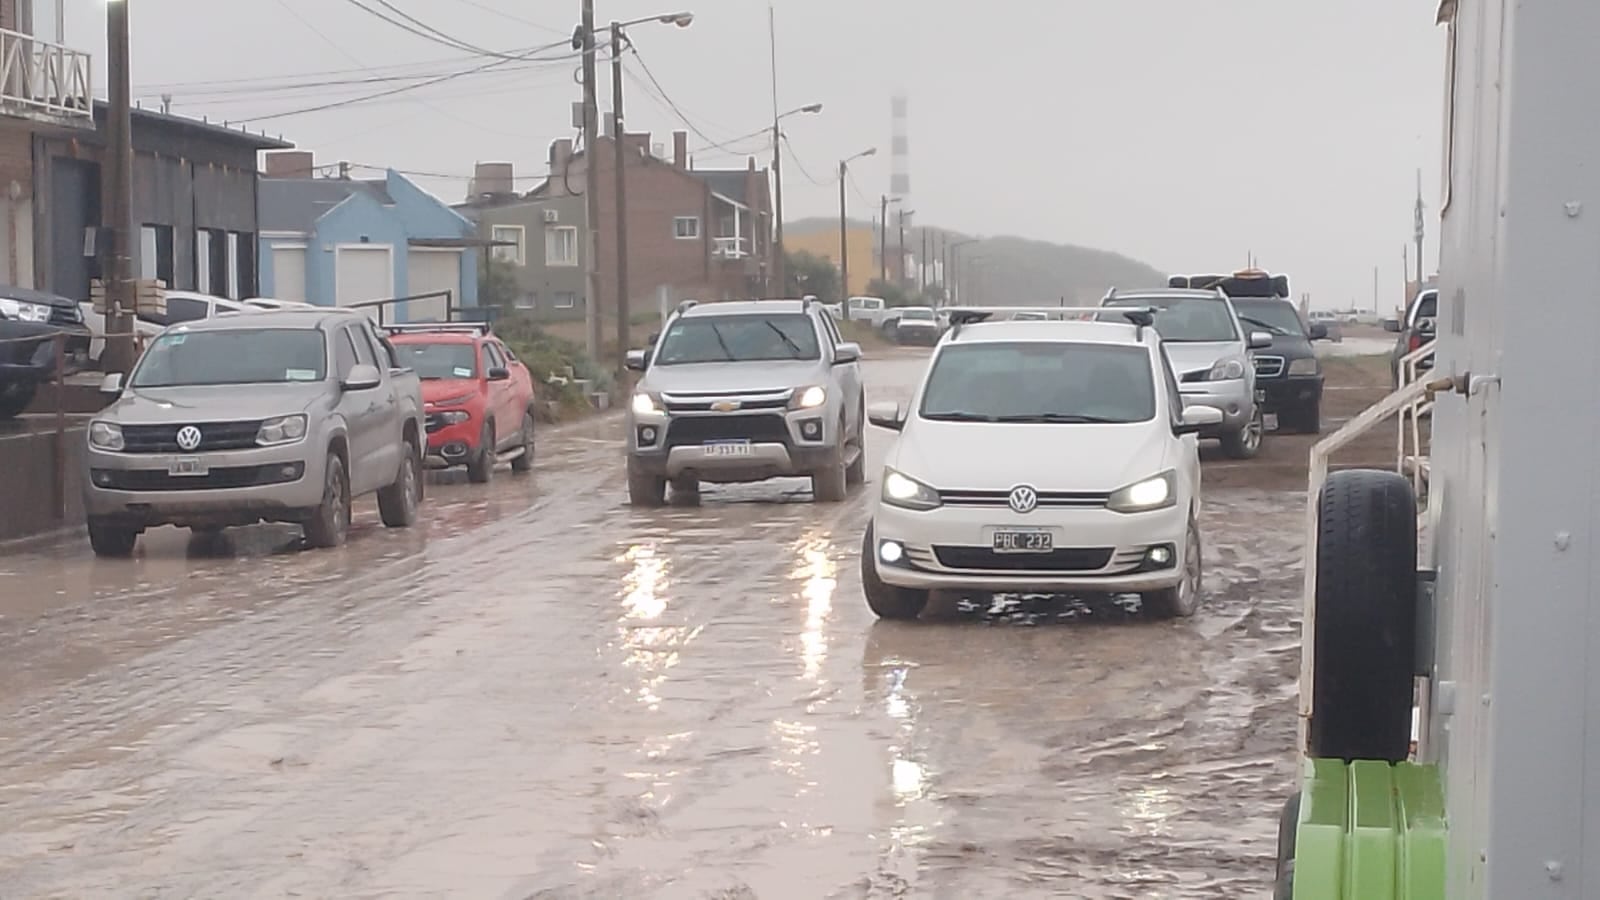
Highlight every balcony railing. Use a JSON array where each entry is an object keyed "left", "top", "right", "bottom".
[
  {"left": 0, "top": 27, "right": 92, "bottom": 124},
  {"left": 712, "top": 236, "right": 748, "bottom": 259}
]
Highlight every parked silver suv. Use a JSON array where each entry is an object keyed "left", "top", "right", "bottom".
[
  {"left": 623, "top": 299, "right": 866, "bottom": 505},
  {"left": 1102, "top": 288, "right": 1273, "bottom": 459},
  {"left": 82, "top": 309, "right": 426, "bottom": 556}
]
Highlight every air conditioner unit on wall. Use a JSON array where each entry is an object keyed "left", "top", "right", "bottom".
[{"left": 543, "top": 209, "right": 560, "bottom": 223}]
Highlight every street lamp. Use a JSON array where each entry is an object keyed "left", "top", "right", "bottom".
[
  {"left": 897, "top": 208, "right": 916, "bottom": 289},
  {"left": 837, "top": 147, "right": 877, "bottom": 304},
  {"left": 770, "top": 102, "right": 823, "bottom": 295},
  {"left": 947, "top": 237, "right": 980, "bottom": 306}
]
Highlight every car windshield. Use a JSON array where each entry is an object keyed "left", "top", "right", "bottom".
[
  {"left": 654, "top": 313, "right": 821, "bottom": 364},
  {"left": 130, "top": 328, "right": 327, "bottom": 387},
  {"left": 1231, "top": 299, "right": 1306, "bottom": 337},
  {"left": 1414, "top": 293, "right": 1437, "bottom": 319},
  {"left": 900, "top": 308, "right": 934, "bottom": 320},
  {"left": 918, "top": 341, "right": 1156, "bottom": 424},
  {"left": 393, "top": 342, "right": 478, "bottom": 379},
  {"left": 1104, "top": 297, "right": 1239, "bottom": 342}
]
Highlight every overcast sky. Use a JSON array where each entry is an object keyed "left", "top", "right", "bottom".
[{"left": 67, "top": 0, "right": 1445, "bottom": 309}]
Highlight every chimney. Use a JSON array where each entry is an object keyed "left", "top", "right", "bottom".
[
  {"left": 673, "top": 130, "right": 688, "bottom": 170},
  {"left": 264, "top": 150, "right": 315, "bottom": 179},
  {"left": 472, "top": 161, "right": 515, "bottom": 196}
]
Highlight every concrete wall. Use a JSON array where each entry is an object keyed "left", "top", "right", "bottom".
[
  {"left": 785, "top": 227, "right": 876, "bottom": 297},
  {"left": 0, "top": 125, "right": 34, "bottom": 288},
  {"left": 0, "top": 426, "right": 86, "bottom": 543},
  {"left": 471, "top": 196, "right": 588, "bottom": 321}
]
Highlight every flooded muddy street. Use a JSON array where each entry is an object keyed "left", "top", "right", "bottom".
[{"left": 0, "top": 350, "right": 1333, "bottom": 899}]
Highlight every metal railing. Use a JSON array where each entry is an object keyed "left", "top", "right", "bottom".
[
  {"left": 712, "top": 236, "right": 748, "bottom": 259},
  {"left": 1396, "top": 338, "right": 1437, "bottom": 499},
  {"left": 0, "top": 27, "right": 92, "bottom": 121}
]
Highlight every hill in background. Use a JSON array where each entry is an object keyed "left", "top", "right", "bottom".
[{"left": 784, "top": 217, "right": 1168, "bottom": 306}]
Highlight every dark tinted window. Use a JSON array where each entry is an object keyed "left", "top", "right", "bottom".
[
  {"left": 131, "top": 328, "right": 327, "bottom": 387},
  {"left": 918, "top": 341, "right": 1156, "bottom": 424},
  {"left": 1230, "top": 299, "right": 1306, "bottom": 337},
  {"left": 164, "top": 296, "right": 210, "bottom": 324},
  {"left": 655, "top": 313, "right": 822, "bottom": 364},
  {"left": 1105, "top": 296, "right": 1239, "bottom": 342},
  {"left": 1414, "top": 293, "right": 1437, "bottom": 319}
]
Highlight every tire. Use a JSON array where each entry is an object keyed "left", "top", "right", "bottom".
[
  {"left": 0, "top": 380, "right": 36, "bottom": 420},
  {"left": 87, "top": 518, "right": 138, "bottom": 557},
  {"left": 1276, "top": 790, "right": 1302, "bottom": 870},
  {"left": 304, "top": 452, "right": 352, "bottom": 549},
  {"left": 510, "top": 411, "right": 536, "bottom": 474},
  {"left": 812, "top": 448, "right": 849, "bottom": 503},
  {"left": 1285, "top": 396, "right": 1322, "bottom": 435},
  {"left": 669, "top": 475, "right": 700, "bottom": 503},
  {"left": 466, "top": 422, "right": 495, "bottom": 484},
  {"left": 1273, "top": 861, "right": 1294, "bottom": 900},
  {"left": 627, "top": 457, "right": 667, "bottom": 507},
  {"left": 377, "top": 437, "right": 422, "bottom": 528},
  {"left": 1143, "top": 515, "right": 1202, "bottom": 618},
  {"left": 861, "top": 524, "right": 929, "bottom": 620},
  {"left": 845, "top": 403, "right": 867, "bottom": 486},
  {"left": 1220, "top": 407, "right": 1264, "bottom": 459},
  {"left": 1308, "top": 469, "right": 1418, "bottom": 762}
]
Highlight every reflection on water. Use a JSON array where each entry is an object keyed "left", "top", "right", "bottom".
[
  {"left": 791, "top": 531, "right": 836, "bottom": 682},
  {"left": 891, "top": 758, "right": 927, "bottom": 802},
  {"left": 1118, "top": 783, "right": 1181, "bottom": 838},
  {"left": 617, "top": 542, "right": 683, "bottom": 711}
]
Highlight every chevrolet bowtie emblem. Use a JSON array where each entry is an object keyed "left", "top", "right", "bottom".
[{"left": 710, "top": 399, "right": 741, "bottom": 412}]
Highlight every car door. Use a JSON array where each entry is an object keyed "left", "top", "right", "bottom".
[
  {"left": 481, "top": 341, "right": 516, "bottom": 449},
  {"left": 819, "top": 310, "right": 861, "bottom": 433},
  {"left": 336, "top": 323, "right": 392, "bottom": 494},
  {"left": 1158, "top": 347, "right": 1201, "bottom": 505},
  {"left": 495, "top": 339, "right": 535, "bottom": 419}
]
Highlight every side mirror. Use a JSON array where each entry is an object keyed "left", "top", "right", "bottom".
[
  {"left": 342, "top": 363, "right": 382, "bottom": 391},
  {"left": 99, "top": 372, "right": 124, "bottom": 395},
  {"left": 866, "top": 400, "right": 905, "bottom": 431},
  {"left": 1248, "top": 330, "right": 1274, "bottom": 350},
  {"left": 487, "top": 366, "right": 511, "bottom": 381},
  {"left": 1307, "top": 322, "right": 1329, "bottom": 341},
  {"left": 834, "top": 342, "right": 862, "bottom": 365},
  {"left": 625, "top": 348, "right": 650, "bottom": 371},
  {"left": 1382, "top": 318, "right": 1402, "bottom": 333},
  {"left": 1174, "top": 404, "right": 1224, "bottom": 436}
]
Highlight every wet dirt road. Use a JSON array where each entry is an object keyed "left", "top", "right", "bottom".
[{"left": 0, "top": 349, "right": 1319, "bottom": 899}]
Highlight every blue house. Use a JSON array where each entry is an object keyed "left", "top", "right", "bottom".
[{"left": 256, "top": 154, "right": 479, "bottom": 322}]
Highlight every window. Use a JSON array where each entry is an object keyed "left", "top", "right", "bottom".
[
  {"left": 131, "top": 329, "right": 327, "bottom": 388},
  {"left": 139, "top": 224, "right": 174, "bottom": 287},
  {"left": 484, "top": 343, "right": 507, "bottom": 373},
  {"left": 396, "top": 341, "right": 477, "bottom": 379},
  {"left": 1159, "top": 349, "right": 1185, "bottom": 422},
  {"left": 1104, "top": 296, "right": 1239, "bottom": 342},
  {"left": 225, "top": 232, "right": 240, "bottom": 299},
  {"left": 347, "top": 324, "right": 377, "bottom": 368},
  {"left": 197, "top": 227, "right": 226, "bottom": 295},
  {"left": 654, "top": 313, "right": 822, "bottom": 365},
  {"left": 820, "top": 309, "right": 843, "bottom": 347},
  {"left": 164, "top": 296, "right": 210, "bottom": 324},
  {"left": 673, "top": 216, "right": 701, "bottom": 239},
  {"left": 196, "top": 229, "right": 212, "bottom": 292},
  {"left": 1229, "top": 298, "right": 1306, "bottom": 337},
  {"left": 491, "top": 224, "right": 526, "bottom": 266},
  {"left": 553, "top": 291, "right": 577, "bottom": 309},
  {"left": 917, "top": 342, "right": 1157, "bottom": 424},
  {"left": 233, "top": 232, "right": 257, "bottom": 299},
  {"left": 513, "top": 292, "right": 536, "bottom": 310},
  {"left": 545, "top": 226, "right": 578, "bottom": 266},
  {"left": 333, "top": 328, "right": 358, "bottom": 379}
]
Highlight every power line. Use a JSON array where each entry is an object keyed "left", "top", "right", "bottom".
[
  {"left": 782, "top": 134, "right": 835, "bottom": 187},
  {"left": 844, "top": 167, "right": 873, "bottom": 205},
  {"left": 443, "top": 0, "right": 569, "bottom": 36},
  {"left": 624, "top": 46, "right": 757, "bottom": 155},
  {"left": 336, "top": 0, "right": 550, "bottom": 61}
]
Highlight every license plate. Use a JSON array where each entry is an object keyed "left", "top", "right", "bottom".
[
  {"left": 1264, "top": 413, "right": 1279, "bottom": 432},
  {"left": 702, "top": 441, "right": 752, "bottom": 458},
  {"left": 168, "top": 456, "right": 208, "bottom": 477},
  {"left": 992, "top": 529, "right": 1053, "bottom": 554}
]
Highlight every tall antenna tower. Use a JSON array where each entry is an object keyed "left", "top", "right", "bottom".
[{"left": 890, "top": 91, "right": 912, "bottom": 224}]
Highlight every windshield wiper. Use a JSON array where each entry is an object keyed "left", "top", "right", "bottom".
[
  {"left": 921, "top": 410, "right": 997, "bottom": 422},
  {"left": 763, "top": 321, "right": 808, "bottom": 359},
  {"left": 991, "top": 413, "right": 1124, "bottom": 424},
  {"left": 1239, "top": 315, "right": 1292, "bottom": 336},
  {"left": 708, "top": 323, "right": 736, "bottom": 361}
]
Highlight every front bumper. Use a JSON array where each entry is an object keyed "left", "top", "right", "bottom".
[
  {"left": 83, "top": 441, "right": 328, "bottom": 527},
  {"left": 423, "top": 410, "right": 482, "bottom": 468},
  {"left": 869, "top": 498, "right": 1188, "bottom": 593},
  {"left": 1258, "top": 374, "right": 1324, "bottom": 412},
  {"left": 0, "top": 322, "right": 91, "bottom": 380},
  {"left": 894, "top": 325, "right": 941, "bottom": 344},
  {"left": 628, "top": 406, "right": 841, "bottom": 483},
  {"left": 1178, "top": 379, "right": 1254, "bottom": 433}
]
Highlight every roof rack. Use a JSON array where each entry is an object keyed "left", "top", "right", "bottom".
[
  {"left": 380, "top": 322, "right": 491, "bottom": 337},
  {"left": 945, "top": 305, "right": 1158, "bottom": 339}
]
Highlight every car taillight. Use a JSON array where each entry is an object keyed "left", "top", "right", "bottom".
[{"left": 1408, "top": 333, "right": 1423, "bottom": 352}]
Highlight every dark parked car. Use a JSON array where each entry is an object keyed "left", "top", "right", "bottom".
[
  {"left": 1230, "top": 295, "right": 1331, "bottom": 434},
  {"left": 1387, "top": 288, "right": 1437, "bottom": 388},
  {"left": 0, "top": 285, "right": 91, "bottom": 420}
]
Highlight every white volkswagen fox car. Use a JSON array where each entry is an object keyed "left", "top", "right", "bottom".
[{"left": 861, "top": 307, "right": 1224, "bottom": 620}]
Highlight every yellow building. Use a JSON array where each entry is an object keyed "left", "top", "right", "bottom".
[{"left": 785, "top": 227, "right": 877, "bottom": 297}]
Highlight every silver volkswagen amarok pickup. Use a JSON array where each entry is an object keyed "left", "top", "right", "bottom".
[
  {"left": 82, "top": 309, "right": 426, "bottom": 556},
  {"left": 623, "top": 298, "right": 866, "bottom": 506},
  {"left": 1102, "top": 288, "right": 1273, "bottom": 459}
]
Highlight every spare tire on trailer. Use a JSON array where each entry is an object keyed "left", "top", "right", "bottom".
[
  {"left": 1167, "top": 274, "right": 1189, "bottom": 289},
  {"left": 1308, "top": 469, "right": 1418, "bottom": 762}
]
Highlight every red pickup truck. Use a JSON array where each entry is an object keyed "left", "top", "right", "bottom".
[{"left": 384, "top": 324, "right": 537, "bottom": 483}]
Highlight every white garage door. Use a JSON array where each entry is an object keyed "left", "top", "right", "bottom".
[
  {"left": 335, "top": 245, "right": 393, "bottom": 322},
  {"left": 405, "top": 249, "right": 461, "bottom": 322},
  {"left": 271, "top": 246, "right": 307, "bottom": 302}
]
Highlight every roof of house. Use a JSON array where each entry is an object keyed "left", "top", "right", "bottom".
[
  {"left": 96, "top": 102, "right": 294, "bottom": 151},
  {"left": 259, "top": 178, "right": 394, "bottom": 232},
  {"left": 691, "top": 170, "right": 752, "bottom": 205}
]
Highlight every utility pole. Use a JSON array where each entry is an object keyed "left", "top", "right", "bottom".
[
  {"left": 1373, "top": 265, "right": 1380, "bottom": 313},
  {"left": 579, "top": 0, "right": 603, "bottom": 358},
  {"left": 1414, "top": 168, "right": 1426, "bottom": 289},
  {"left": 103, "top": 0, "right": 135, "bottom": 375},
  {"left": 610, "top": 21, "right": 629, "bottom": 371},
  {"left": 897, "top": 210, "right": 907, "bottom": 288},
  {"left": 878, "top": 196, "right": 888, "bottom": 283},
  {"left": 838, "top": 162, "right": 850, "bottom": 302},
  {"left": 768, "top": 4, "right": 785, "bottom": 294}
]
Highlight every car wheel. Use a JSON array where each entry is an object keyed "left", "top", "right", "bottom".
[
  {"left": 87, "top": 518, "right": 139, "bottom": 557},
  {"left": 377, "top": 437, "right": 422, "bottom": 528},
  {"left": 467, "top": 422, "right": 495, "bottom": 484},
  {"left": 626, "top": 457, "right": 667, "bottom": 507},
  {"left": 1308, "top": 469, "right": 1418, "bottom": 762},
  {"left": 861, "top": 524, "right": 929, "bottom": 620},
  {"left": 510, "top": 411, "right": 536, "bottom": 474},
  {"left": 0, "top": 380, "right": 36, "bottom": 420},
  {"left": 1276, "top": 790, "right": 1302, "bottom": 872},
  {"left": 1144, "top": 516, "right": 1202, "bottom": 618},
  {"left": 304, "top": 452, "right": 351, "bottom": 549},
  {"left": 1220, "top": 407, "right": 1264, "bottom": 459},
  {"left": 812, "top": 448, "right": 849, "bottom": 503},
  {"left": 669, "top": 474, "right": 700, "bottom": 504}
]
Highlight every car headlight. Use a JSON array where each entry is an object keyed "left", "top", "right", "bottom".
[
  {"left": 1206, "top": 358, "right": 1246, "bottom": 381},
  {"left": 631, "top": 391, "right": 664, "bottom": 416},
  {"left": 88, "top": 420, "right": 124, "bottom": 451},
  {"left": 0, "top": 297, "right": 52, "bottom": 323},
  {"left": 1288, "top": 357, "right": 1320, "bottom": 376},
  {"left": 257, "top": 414, "right": 308, "bottom": 446},
  {"left": 1107, "top": 470, "right": 1177, "bottom": 513},
  {"left": 791, "top": 385, "right": 827, "bottom": 410},
  {"left": 881, "top": 467, "right": 941, "bottom": 511},
  {"left": 436, "top": 410, "right": 471, "bottom": 425}
]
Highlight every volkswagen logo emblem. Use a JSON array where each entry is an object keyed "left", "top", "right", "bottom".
[
  {"left": 175, "top": 426, "right": 203, "bottom": 451},
  {"left": 1007, "top": 485, "right": 1039, "bottom": 514}
]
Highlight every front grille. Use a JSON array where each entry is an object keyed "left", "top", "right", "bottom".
[
  {"left": 48, "top": 305, "right": 82, "bottom": 326},
  {"left": 120, "top": 421, "right": 264, "bottom": 454},
  {"left": 665, "top": 413, "right": 790, "bottom": 448},
  {"left": 933, "top": 546, "right": 1115, "bottom": 571},
  {"left": 1253, "top": 355, "right": 1285, "bottom": 378},
  {"left": 662, "top": 390, "right": 792, "bottom": 412},
  {"left": 93, "top": 463, "right": 304, "bottom": 492},
  {"left": 939, "top": 489, "right": 1109, "bottom": 509}
]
